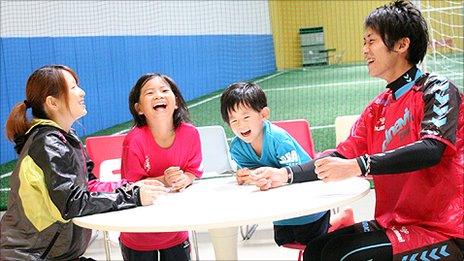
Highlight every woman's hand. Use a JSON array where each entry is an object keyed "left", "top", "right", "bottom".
[
  {"left": 249, "top": 167, "right": 287, "bottom": 191},
  {"left": 136, "top": 179, "right": 170, "bottom": 206},
  {"left": 314, "top": 157, "right": 361, "bottom": 182}
]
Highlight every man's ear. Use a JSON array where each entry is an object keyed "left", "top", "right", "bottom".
[
  {"left": 261, "top": 107, "right": 270, "bottom": 119},
  {"left": 395, "top": 37, "right": 410, "bottom": 54}
]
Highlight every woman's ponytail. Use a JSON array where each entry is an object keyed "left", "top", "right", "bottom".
[{"left": 6, "top": 101, "right": 31, "bottom": 141}]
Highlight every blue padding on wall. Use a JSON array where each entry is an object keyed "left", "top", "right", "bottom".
[{"left": 0, "top": 35, "right": 276, "bottom": 163}]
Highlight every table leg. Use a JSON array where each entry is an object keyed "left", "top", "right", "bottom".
[
  {"left": 208, "top": 226, "right": 238, "bottom": 260},
  {"left": 103, "top": 231, "right": 111, "bottom": 261},
  {"left": 191, "top": 230, "right": 200, "bottom": 260}
]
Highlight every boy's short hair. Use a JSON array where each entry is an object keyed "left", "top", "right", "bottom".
[
  {"left": 365, "top": 0, "right": 429, "bottom": 65},
  {"left": 220, "top": 82, "right": 267, "bottom": 123}
]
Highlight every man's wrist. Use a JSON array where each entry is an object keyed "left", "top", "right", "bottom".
[{"left": 356, "top": 154, "right": 371, "bottom": 177}]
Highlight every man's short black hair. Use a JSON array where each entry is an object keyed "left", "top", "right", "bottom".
[
  {"left": 220, "top": 82, "right": 267, "bottom": 123},
  {"left": 365, "top": 0, "right": 429, "bottom": 65}
]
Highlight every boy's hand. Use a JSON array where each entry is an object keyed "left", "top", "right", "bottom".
[
  {"left": 236, "top": 168, "right": 254, "bottom": 185},
  {"left": 250, "top": 167, "right": 287, "bottom": 191}
]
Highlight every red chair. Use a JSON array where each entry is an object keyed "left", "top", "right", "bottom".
[
  {"left": 86, "top": 132, "right": 203, "bottom": 260},
  {"left": 85, "top": 134, "right": 126, "bottom": 181},
  {"left": 272, "top": 120, "right": 356, "bottom": 260},
  {"left": 84, "top": 134, "right": 128, "bottom": 259},
  {"left": 241, "top": 120, "right": 319, "bottom": 241},
  {"left": 282, "top": 208, "right": 355, "bottom": 261},
  {"left": 273, "top": 119, "right": 316, "bottom": 158}
]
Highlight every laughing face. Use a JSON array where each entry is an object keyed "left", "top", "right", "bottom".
[
  {"left": 62, "top": 69, "right": 87, "bottom": 121},
  {"left": 362, "top": 27, "right": 403, "bottom": 83},
  {"left": 136, "top": 76, "right": 178, "bottom": 122},
  {"left": 228, "top": 103, "right": 269, "bottom": 147}
]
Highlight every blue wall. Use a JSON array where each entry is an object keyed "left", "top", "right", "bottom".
[{"left": 0, "top": 35, "right": 276, "bottom": 163}]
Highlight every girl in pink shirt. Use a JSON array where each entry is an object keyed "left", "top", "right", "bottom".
[{"left": 119, "top": 73, "right": 203, "bottom": 261}]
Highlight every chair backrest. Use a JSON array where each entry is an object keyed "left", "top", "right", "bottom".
[
  {"left": 273, "top": 119, "right": 316, "bottom": 158},
  {"left": 334, "top": 115, "right": 359, "bottom": 146},
  {"left": 197, "top": 125, "right": 235, "bottom": 179},
  {"left": 85, "top": 134, "right": 126, "bottom": 182}
]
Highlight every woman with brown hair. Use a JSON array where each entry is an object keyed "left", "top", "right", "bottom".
[{"left": 0, "top": 65, "right": 168, "bottom": 260}]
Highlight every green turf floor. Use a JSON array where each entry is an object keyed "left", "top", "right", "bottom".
[{"left": 1, "top": 57, "right": 462, "bottom": 210}]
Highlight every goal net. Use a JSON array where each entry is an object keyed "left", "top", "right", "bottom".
[{"left": 420, "top": 0, "right": 463, "bottom": 91}]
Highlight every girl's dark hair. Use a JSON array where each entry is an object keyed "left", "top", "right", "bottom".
[
  {"left": 365, "top": 0, "right": 429, "bottom": 65},
  {"left": 128, "top": 73, "right": 190, "bottom": 128},
  {"left": 220, "top": 82, "right": 267, "bottom": 123},
  {"left": 5, "top": 65, "right": 76, "bottom": 141}
]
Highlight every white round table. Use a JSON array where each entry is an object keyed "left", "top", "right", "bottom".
[{"left": 74, "top": 176, "right": 370, "bottom": 260}]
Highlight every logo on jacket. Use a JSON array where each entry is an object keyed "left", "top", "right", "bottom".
[
  {"left": 401, "top": 244, "right": 450, "bottom": 261},
  {"left": 431, "top": 82, "right": 449, "bottom": 128},
  {"left": 375, "top": 117, "right": 385, "bottom": 131},
  {"left": 403, "top": 74, "right": 412, "bottom": 82},
  {"left": 144, "top": 156, "right": 151, "bottom": 172},
  {"left": 382, "top": 108, "right": 412, "bottom": 151},
  {"left": 391, "top": 226, "right": 409, "bottom": 243},
  {"left": 279, "top": 150, "right": 299, "bottom": 166}
]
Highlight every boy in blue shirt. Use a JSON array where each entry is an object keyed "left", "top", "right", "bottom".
[{"left": 220, "top": 82, "right": 330, "bottom": 246}]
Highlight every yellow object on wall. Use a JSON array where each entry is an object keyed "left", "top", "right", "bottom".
[{"left": 269, "top": 0, "right": 387, "bottom": 70}]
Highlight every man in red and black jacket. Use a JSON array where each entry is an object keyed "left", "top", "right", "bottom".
[{"left": 251, "top": 1, "right": 463, "bottom": 260}]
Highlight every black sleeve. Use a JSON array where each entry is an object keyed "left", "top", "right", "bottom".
[
  {"left": 289, "top": 138, "right": 445, "bottom": 181},
  {"left": 420, "top": 74, "right": 461, "bottom": 144},
  {"left": 289, "top": 151, "right": 345, "bottom": 183},
  {"left": 30, "top": 132, "right": 141, "bottom": 220},
  {"left": 85, "top": 152, "right": 98, "bottom": 181},
  {"left": 359, "top": 138, "right": 445, "bottom": 175},
  {"left": 358, "top": 72, "right": 461, "bottom": 176},
  {"left": 290, "top": 138, "right": 444, "bottom": 182}
]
